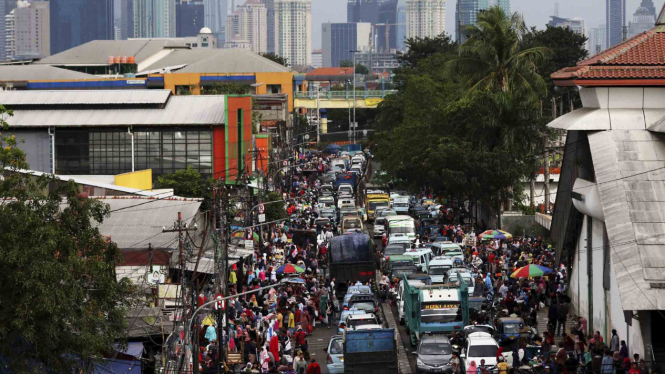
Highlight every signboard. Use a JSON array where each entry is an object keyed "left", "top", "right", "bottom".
[
  {"left": 126, "top": 79, "right": 144, "bottom": 85},
  {"left": 423, "top": 303, "right": 459, "bottom": 309},
  {"left": 245, "top": 240, "right": 254, "bottom": 249},
  {"left": 147, "top": 266, "right": 167, "bottom": 285},
  {"left": 158, "top": 284, "right": 181, "bottom": 299},
  {"left": 258, "top": 204, "right": 265, "bottom": 214},
  {"left": 258, "top": 214, "right": 266, "bottom": 223},
  {"left": 283, "top": 160, "right": 288, "bottom": 166}
]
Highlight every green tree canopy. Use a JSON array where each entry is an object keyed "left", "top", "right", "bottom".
[
  {"left": 0, "top": 110, "right": 132, "bottom": 372},
  {"left": 260, "top": 53, "right": 289, "bottom": 67},
  {"left": 339, "top": 60, "right": 369, "bottom": 75},
  {"left": 154, "top": 166, "right": 213, "bottom": 209},
  {"left": 449, "top": 6, "right": 550, "bottom": 97}
]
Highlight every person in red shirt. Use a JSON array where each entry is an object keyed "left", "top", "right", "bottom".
[
  {"left": 306, "top": 358, "right": 322, "bottom": 374},
  {"left": 628, "top": 362, "right": 641, "bottom": 374}
]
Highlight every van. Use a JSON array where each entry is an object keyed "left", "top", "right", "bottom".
[
  {"left": 387, "top": 255, "right": 417, "bottom": 278},
  {"left": 427, "top": 257, "right": 454, "bottom": 284},
  {"left": 342, "top": 215, "right": 364, "bottom": 233},
  {"left": 385, "top": 215, "right": 416, "bottom": 242},
  {"left": 402, "top": 248, "right": 434, "bottom": 273},
  {"left": 338, "top": 198, "right": 356, "bottom": 209}
]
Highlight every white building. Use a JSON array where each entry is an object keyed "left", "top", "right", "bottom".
[
  {"left": 628, "top": 6, "right": 656, "bottom": 38},
  {"left": 311, "top": 49, "right": 322, "bottom": 68},
  {"left": 548, "top": 15, "right": 586, "bottom": 37},
  {"left": 5, "top": 0, "right": 49, "bottom": 60},
  {"left": 273, "top": 0, "right": 311, "bottom": 66},
  {"left": 225, "top": 0, "right": 267, "bottom": 53},
  {"left": 134, "top": 0, "right": 177, "bottom": 38},
  {"left": 406, "top": 0, "right": 445, "bottom": 40}
]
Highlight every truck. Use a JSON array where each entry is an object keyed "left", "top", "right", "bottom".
[
  {"left": 329, "top": 233, "right": 377, "bottom": 297},
  {"left": 392, "top": 196, "right": 410, "bottom": 215},
  {"left": 343, "top": 328, "right": 398, "bottom": 374},
  {"left": 335, "top": 172, "right": 359, "bottom": 191},
  {"left": 402, "top": 271, "right": 469, "bottom": 346},
  {"left": 365, "top": 190, "right": 390, "bottom": 222}
]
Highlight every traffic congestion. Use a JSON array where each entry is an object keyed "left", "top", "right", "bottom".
[{"left": 188, "top": 144, "right": 633, "bottom": 374}]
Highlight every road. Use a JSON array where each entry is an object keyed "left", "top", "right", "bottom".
[{"left": 307, "top": 322, "right": 338, "bottom": 373}]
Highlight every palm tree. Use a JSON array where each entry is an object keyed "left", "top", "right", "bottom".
[{"left": 449, "top": 6, "right": 550, "bottom": 97}]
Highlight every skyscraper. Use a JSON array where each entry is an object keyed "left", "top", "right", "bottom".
[
  {"left": 397, "top": 5, "right": 406, "bottom": 51},
  {"left": 628, "top": 1, "right": 656, "bottom": 38},
  {"left": 456, "top": 0, "right": 489, "bottom": 43},
  {"left": 205, "top": 0, "right": 228, "bottom": 46},
  {"left": 120, "top": 0, "right": 135, "bottom": 39},
  {"left": 134, "top": 0, "right": 176, "bottom": 38},
  {"left": 589, "top": 24, "right": 607, "bottom": 54},
  {"left": 273, "top": 0, "right": 311, "bottom": 66},
  {"left": 177, "top": 0, "right": 205, "bottom": 37},
  {"left": 261, "top": 0, "right": 275, "bottom": 53},
  {"left": 606, "top": 0, "right": 626, "bottom": 47},
  {"left": 225, "top": 0, "right": 267, "bottom": 53},
  {"left": 406, "top": 0, "right": 445, "bottom": 40},
  {"left": 6, "top": 0, "right": 49, "bottom": 60},
  {"left": 496, "top": 0, "right": 509, "bottom": 14},
  {"left": 50, "top": 0, "right": 114, "bottom": 55},
  {"left": 347, "top": 0, "right": 398, "bottom": 52},
  {"left": 0, "top": 0, "right": 18, "bottom": 59},
  {"left": 321, "top": 22, "right": 371, "bottom": 67},
  {"left": 548, "top": 16, "right": 586, "bottom": 36}
]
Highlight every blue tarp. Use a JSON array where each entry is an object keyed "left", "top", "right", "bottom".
[
  {"left": 93, "top": 358, "right": 140, "bottom": 373},
  {"left": 330, "top": 233, "right": 372, "bottom": 263},
  {"left": 345, "top": 329, "right": 395, "bottom": 353},
  {"left": 323, "top": 144, "right": 342, "bottom": 154},
  {"left": 113, "top": 342, "right": 144, "bottom": 358}
]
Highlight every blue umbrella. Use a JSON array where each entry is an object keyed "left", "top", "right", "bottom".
[{"left": 323, "top": 144, "right": 342, "bottom": 154}]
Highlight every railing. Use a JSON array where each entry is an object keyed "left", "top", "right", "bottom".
[{"left": 295, "top": 89, "right": 398, "bottom": 99}]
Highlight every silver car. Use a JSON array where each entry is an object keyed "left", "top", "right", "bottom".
[{"left": 325, "top": 335, "right": 344, "bottom": 374}]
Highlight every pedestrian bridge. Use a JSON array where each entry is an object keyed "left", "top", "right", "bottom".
[{"left": 294, "top": 89, "right": 397, "bottom": 109}]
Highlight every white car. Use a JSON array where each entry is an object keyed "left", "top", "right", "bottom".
[
  {"left": 448, "top": 270, "right": 475, "bottom": 295},
  {"left": 389, "top": 233, "right": 411, "bottom": 247},
  {"left": 338, "top": 184, "right": 354, "bottom": 196},
  {"left": 462, "top": 333, "right": 500, "bottom": 373}
]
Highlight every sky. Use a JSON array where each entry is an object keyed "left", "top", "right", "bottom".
[{"left": 310, "top": 0, "right": 665, "bottom": 49}]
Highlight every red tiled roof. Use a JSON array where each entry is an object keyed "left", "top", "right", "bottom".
[
  {"left": 118, "top": 249, "right": 171, "bottom": 266},
  {"left": 552, "top": 26, "right": 665, "bottom": 82},
  {"left": 308, "top": 67, "right": 354, "bottom": 76}
]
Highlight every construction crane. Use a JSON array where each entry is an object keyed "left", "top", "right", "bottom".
[{"left": 373, "top": 23, "right": 404, "bottom": 54}]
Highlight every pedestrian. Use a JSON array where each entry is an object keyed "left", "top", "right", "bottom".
[
  {"left": 548, "top": 302, "right": 558, "bottom": 333},
  {"left": 467, "top": 360, "right": 478, "bottom": 374},
  {"left": 497, "top": 356, "right": 509, "bottom": 374},
  {"left": 306, "top": 357, "right": 321, "bottom": 374},
  {"left": 557, "top": 301, "right": 568, "bottom": 336},
  {"left": 602, "top": 350, "right": 615, "bottom": 374},
  {"left": 611, "top": 329, "right": 620, "bottom": 352},
  {"left": 294, "top": 351, "right": 307, "bottom": 374}
]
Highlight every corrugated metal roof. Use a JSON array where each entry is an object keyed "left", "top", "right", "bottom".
[
  {"left": 4, "top": 95, "right": 226, "bottom": 127},
  {"left": 140, "top": 48, "right": 291, "bottom": 74},
  {"left": 0, "top": 90, "right": 171, "bottom": 105},
  {"left": 94, "top": 197, "right": 202, "bottom": 249},
  {"left": 0, "top": 65, "right": 96, "bottom": 81},
  {"left": 36, "top": 39, "right": 188, "bottom": 65}
]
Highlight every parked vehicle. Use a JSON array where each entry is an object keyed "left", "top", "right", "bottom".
[{"left": 343, "top": 329, "right": 398, "bottom": 374}]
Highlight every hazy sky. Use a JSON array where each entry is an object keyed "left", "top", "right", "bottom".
[{"left": 311, "top": 0, "right": 665, "bottom": 49}]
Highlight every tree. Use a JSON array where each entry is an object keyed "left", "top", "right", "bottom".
[
  {"left": 202, "top": 82, "right": 251, "bottom": 95},
  {"left": 260, "top": 53, "right": 289, "bottom": 67},
  {"left": 339, "top": 60, "right": 353, "bottom": 67},
  {"left": 0, "top": 109, "right": 132, "bottom": 372},
  {"left": 264, "top": 191, "right": 286, "bottom": 222},
  {"left": 396, "top": 34, "right": 458, "bottom": 70},
  {"left": 449, "top": 6, "right": 550, "bottom": 97},
  {"left": 339, "top": 60, "right": 369, "bottom": 75},
  {"left": 154, "top": 166, "right": 213, "bottom": 209}
]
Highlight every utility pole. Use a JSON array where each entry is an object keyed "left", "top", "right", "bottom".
[{"left": 545, "top": 98, "right": 555, "bottom": 214}]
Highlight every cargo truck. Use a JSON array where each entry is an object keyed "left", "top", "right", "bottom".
[
  {"left": 343, "top": 328, "right": 398, "bottom": 374},
  {"left": 402, "top": 272, "right": 469, "bottom": 346},
  {"left": 329, "top": 233, "right": 377, "bottom": 297},
  {"left": 365, "top": 190, "right": 390, "bottom": 221}
]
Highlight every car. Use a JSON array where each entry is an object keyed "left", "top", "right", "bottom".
[
  {"left": 338, "top": 309, "right": 367, "bottom": 333},
  {"left": 377, "top": 209, "right": 397, "bottom": 218},
  {"left": 320, "top": 207, "right": 337, "bottom": 221},
  {"left": 415, "top": 335, "right": 454, "bottom": 374},
  {"left": 384, "top": 243, "right": 408, "bottom": 258},
  {"left": 325, "top": 335, "right": 344, "bottom": 374},
  {"left": 444, "top": 250, "right": 465, "bottom": 262},
  {"left": 319, "top": 196, "right": 335, "bottom": 207},
  {"left": 347, "top": 294, "right": 379, "bottom": 316},
  {"left": 338, "top": 197, "right": 356, "bottom": 209},
  {"left": 374, "top": 217, "right": 387, "bottom": 237},
  {"left": 389, "top": 233, "right": 411, "bottom": 245},
  {"left": 338, "top": 184, "right": 354, "bottom": 196},
  {"left": 448, "top": 270, "right": 475, "bottom": 295},
  {"left": 345, "top": 313, "right": 380, "bottom": 330},
  {"left": 462, "top": 333, "right": 500, "bottom": 373}
]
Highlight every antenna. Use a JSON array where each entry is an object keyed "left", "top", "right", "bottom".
[{"left": 555, "top": 1, "right": 559, "bottom": 17}]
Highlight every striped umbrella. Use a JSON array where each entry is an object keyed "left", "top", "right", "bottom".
[
  {"left": 275, "top": 263, "right": 305, "bottom": 274},
  {"left": 479, "top": 229, "right": 513, "bottom": 240},
  {"left": 510, "top": 264, "right": 553, "bottom": 278}
]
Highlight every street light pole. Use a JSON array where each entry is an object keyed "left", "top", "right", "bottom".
[{"left": 350, "top": 49, "right": 360, "bottom": 145}]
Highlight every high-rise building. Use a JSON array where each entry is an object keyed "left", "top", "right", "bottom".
[
  {"left": 639, "top": 0, "right": 656, "bottom": 18},
  {"left": 120, "top": 0, "right": 135, "bottom": 39},
  {"left": 8, "top": 0, "right": 49, "bottom": 59},
  {"left": 397, "top": 5, "right": 406, "bottom": 51},
  {"left": 4, "top": 10, "right": 14, "bottom": 60},
  {"left": 456, "top": 0, "right": 489, "bottom": 43},
  {"left": 225, "top": 0, "right": 267, "bottom": 53},
  {"left": 205, "top": 0, "right": 228, "bottom": 46},
  {"left": 311, "top": 49, "right": 322, "bottom": 68},
  {"left": 628, "top": 3, "right": 656, "bottom": 38},
  {"left": 548, "top": 16, "right": 586, "bottom": 36},
  {"left": 606, "top": 0, "right": 626, "bottom": 47},
  {"left": 0, "top": 0, "right": 18, "bottom": 59},
  {"left": 321, "top": 22, "right": 371, "bottom": 67},
  {"left": 347, "top": 0, "right": 398, "bottom": 52},
  {"left": 260, "top": 0, "right": 275, "bottom": 53},
  {"left": 273, "top": 0, "right": 311, "bottom": 66},
  {"left": 177, "top": 0, "right": 205, "bottom": 37},
  {"left": 406, "top": 0, "right": 445, "bottom": 40},
  {"left": 495, "top": 0, "right": 509, "bottom": 14},
  {"left": 50, "top": 0, "right": 114, "bottom": 55},
  {"left": 134, "top": 0, "right": 176, "bottom": 38},
  {"left": 589, "top": 24, "right": 607, "bottom": 54}
]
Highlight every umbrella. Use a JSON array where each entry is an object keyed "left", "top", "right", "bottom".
[
  {"left": 283, "top": 277, "right": 305, "bottom": 284},
  {"left": 275, "top": 264, "right": 305, "bottom": 274},
  {"left": 479, "top": 229, "right": 513, "bottom": 240},
  {"left": 510, "top": 264, "right": 553, "bottom": 278},
  {"left": 323, "top": 144, "right": 342, "bottom": 154}
]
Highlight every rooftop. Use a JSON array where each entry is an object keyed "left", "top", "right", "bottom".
[{"left": 0, "top": 65, "right": 96, "bottom": 81}]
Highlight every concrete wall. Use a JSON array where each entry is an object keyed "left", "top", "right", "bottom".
[
  {"left": 569, "top": 214, "right": 645, "bottom": 356},
  {"left": 501, "top": 214, "right": 550, "bottom": 237},
  {"left": 3, "top": 129, "right": 51, "bottom": 173},
  {"left": 116, "top": 265, "right": 148, "bottom": 284}
]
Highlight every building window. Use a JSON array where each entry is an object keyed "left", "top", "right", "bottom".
[
  {"left": 267, "top": 84, "right": 282, "bottom": 94},
  {"left": 56, "top": 129, "right": 132, "bottom": 175}
]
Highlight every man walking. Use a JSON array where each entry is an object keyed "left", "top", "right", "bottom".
[{"left": 557, "top": 302, "right": 568, "bottom": 336}]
